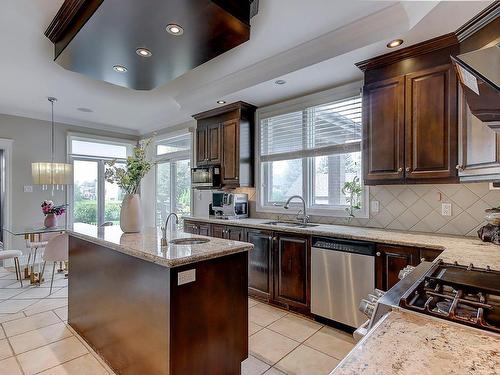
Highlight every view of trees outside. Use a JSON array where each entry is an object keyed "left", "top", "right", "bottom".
[
  {"left": 156, "top": 159, "right": 191, "bottom": 226},
  {"left": 267, "top": 159, "right": 303, "bottom": 202}
]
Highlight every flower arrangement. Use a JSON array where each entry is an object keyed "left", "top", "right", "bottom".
[
  {"left": 41, "top": 200, "right": 67, "bottom": 216},
  {"left": 104, "top": 139, "right": 154, "bottom": 195}
]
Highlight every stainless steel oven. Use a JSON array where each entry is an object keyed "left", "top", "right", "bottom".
[{"left": 191, "top": 166, "right": 221, "bottom": 189}]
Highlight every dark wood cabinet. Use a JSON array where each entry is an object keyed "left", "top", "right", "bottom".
[
  {"left": 405, "top": 64, "right": 457, "bottom": 181},
  {"left": 419, "top": 248, "right": 443, "bottom": 263},
  {"left": 363, "top": 76, "right": 405, "bottom": 184},
  {"left": 247, "top": 229, "right": 273, "bottom": 301},
  {"left": 193, "top": 102, "right": 256, "bottom": 187},
  {"left": 375, "top": 244, "right": 420, "bottom": 291},
  {"left": 211, "top": 224, "right": 245, "bottom": 241},
  {"left": 273, "top": 234, "right": 309, "bottom": 310},
  {"left": 183, "top": 220, "right": 210, "bottom": 236}
]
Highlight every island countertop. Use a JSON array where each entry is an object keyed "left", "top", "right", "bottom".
[{"left": 67, "top": 223, "right": 253, "bottom": 268}]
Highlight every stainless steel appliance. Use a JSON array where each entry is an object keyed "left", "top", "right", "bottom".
[
  {"left": 311, "top": 237, "right": 375, "bottom": 328},
  {"left": 211, "top": 192, "right": 248, "bottom": 219},
  {"left": 191, "top": 166, "right": 221, "bottom": 189}
]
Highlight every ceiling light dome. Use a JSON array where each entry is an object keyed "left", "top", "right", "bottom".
[
  {"left": 166, "top": 24, "right": 184, "bottom": 35},
  {"left": 136, "top": 48, "right": 152, "bottom": 57},
  {"left": 387, "top": 39, "right": 403, "bottom": 48},
  {"left": 113, "top": 65, "right": 127, "bottom": 73}
]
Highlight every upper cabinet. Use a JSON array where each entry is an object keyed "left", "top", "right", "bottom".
[
  {"left": 193, "top": 102, "right": 256, "bottom": 187},
  {"left": 358, "top": 34, "right": 460, "bottom": 185}
]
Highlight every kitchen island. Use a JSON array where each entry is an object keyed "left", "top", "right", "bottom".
[{"left": 67, "top": 223, "right": 253, "bottom": 375}]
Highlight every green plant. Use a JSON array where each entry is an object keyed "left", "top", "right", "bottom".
[
  {"left": 105, "top": 139, "right": 154, "bottom": 195},
  {"left": 342, "top": 176, "right": 363, "bottom": 219}
]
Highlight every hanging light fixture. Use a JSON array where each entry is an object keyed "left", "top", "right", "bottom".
[{"left": 32, "top": 97, "right": 73, "bottom": 191}]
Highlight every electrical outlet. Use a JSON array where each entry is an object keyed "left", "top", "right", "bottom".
[
  {"left": 23, "top": 185, "right": 33, "bottom": 193},
  {"left": 370, "top": 200, "right": 380, "bottom": 214},
  {"left": 177, "top": 269, "right": 196, "bottom": 286},
  {"left": 441, "top": 203, "right": 452, "bottom": 216}
]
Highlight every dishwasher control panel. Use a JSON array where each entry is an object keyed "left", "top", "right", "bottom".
[{"left": 312, "top": 237, "right": 375, "bottom": 256}]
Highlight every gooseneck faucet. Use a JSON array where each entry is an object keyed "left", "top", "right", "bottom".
[
  {"left": 161, "top": 213, "right": 179, "bottom": 246},
  {"left": 284, "top": 195, "right": 309, "bottom": 224}
]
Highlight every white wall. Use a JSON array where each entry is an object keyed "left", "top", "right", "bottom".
[{"left": 0, "top": 113, "right": 138, "bottom": 249}]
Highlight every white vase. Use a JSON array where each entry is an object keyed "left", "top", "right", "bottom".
[{"left": 120, "top": 194, "right": 143, "bottom": 233}]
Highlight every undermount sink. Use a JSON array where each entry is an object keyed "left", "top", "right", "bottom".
[
  {"left": 263, "top": 221, "right": 319, "bottom": 228},
  {"left": 169, "top": 238, "right": 210, "bottom": 245}
]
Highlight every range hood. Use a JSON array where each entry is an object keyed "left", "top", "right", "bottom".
[{"left": 451, "top": 43, "right": 500, "bottom": 129}]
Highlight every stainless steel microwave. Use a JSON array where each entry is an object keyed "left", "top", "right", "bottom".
[{"left": 191, "top": 166, "right": 221, "bottom": 189}]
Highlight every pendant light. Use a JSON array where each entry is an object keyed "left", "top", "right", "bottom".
[{"left": 31, "top": 97, "right": 73, "bottom": 191}]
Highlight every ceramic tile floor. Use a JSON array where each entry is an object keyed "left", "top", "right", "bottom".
[{"left": 0, "top": 266, "right": 355, "bottom": 375}]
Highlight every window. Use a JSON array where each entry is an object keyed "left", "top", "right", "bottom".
[
  {"left": 68, "top": 136, "right": 133, "bottom": 226},
  {"left": 155, "top": 133, "right": 192, "bottom": 226},
  {"left": 258, "top": 91, "right": 367, "bottom": 217}
]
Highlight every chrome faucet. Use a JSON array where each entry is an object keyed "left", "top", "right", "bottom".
[
  {"left": 284, "top": 195, "right": 309, "bottom": 224},
  {"left": 161, "top": 213, "right": 179, "bottom": 246}
]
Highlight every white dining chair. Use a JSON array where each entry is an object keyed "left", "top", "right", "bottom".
[
  {"left": 39, "top": 234, "right": 68, "bottom": 294},
  {"left": 0, "top": 241, "right": 23, "bottom": 287}
]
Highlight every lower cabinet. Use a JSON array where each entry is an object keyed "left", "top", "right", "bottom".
[
  {"left": 211, "top": 224, "right": 245, "bottom": 241},
  {"left": 183, "top": 220, "right": 211, "bottom": 236},
  {"left": 247, "top": 229, "right": 273, "bottom": 300}
]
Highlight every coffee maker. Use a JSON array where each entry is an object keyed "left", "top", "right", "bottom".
[{"left": 210, "top": 192, "right": 248, "bottom": 219}]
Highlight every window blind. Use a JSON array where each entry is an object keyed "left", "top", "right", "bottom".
[{"left": 260, "top": 96, "right": 362, "bottom": 162}]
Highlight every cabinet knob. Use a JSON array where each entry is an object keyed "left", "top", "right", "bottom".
[
  {"left": 405, "top": 167, "right": 410, "bottom": 172},
  {"left": 397, "top": 167, "right": 403, "bottom": 173},
  {"left": 421, "top": 257, "right": 426, "bottom": 262},
  {"left": 272, "top": 237, "right": 277, "bottom": 241},
  {"left": 235, "top": 176, "right": 239, "bottom": 180},
  {"left": 456, "top": 164, "right": 464, "bottom": 171},
  {"left": 376, "top": 252, "right": 381, "bottom": 257}
]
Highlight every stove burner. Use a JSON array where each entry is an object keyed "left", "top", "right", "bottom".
[{"left": 400, "top": 261, "right": 500, "bottom": 333}]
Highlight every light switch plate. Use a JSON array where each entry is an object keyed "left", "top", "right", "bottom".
[
  {"left": 370, "top": 200, "right": 380, "bottom": 214},
  {"left": 178, "top": 269, "right": 196, "bottom": 286},
  {"left": 441, "top": 203, "right": 452, "bottom": 216},
  {"left": 23, "top": 185, "right": 33, "bottom": 193}
]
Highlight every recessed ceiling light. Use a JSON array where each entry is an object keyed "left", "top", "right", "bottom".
[
  {"left": 166, "top": 24, "right": 184, "bottom": 35},
  {"left": 77, "top": 107, "right": 93, "bottom": 113},
  {"left": 113, "top": 65, "right": 127, "bottom": 73},
  {"left": 387, "top": 39, "right": 403, "bottom": 48},
  {"left": 275, "top": 80, "right": 286, "bottom": 85},
  {"left": 136, "top": 48, "right": 152, "bottom": 57},
  {"left": 217, "top": 100, "right": 226, "bottom": 104}
]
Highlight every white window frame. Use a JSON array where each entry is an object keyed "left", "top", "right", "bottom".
[
  {"left": 67, "top": 134, "right": 135, "bottom": 226},
  {"left": 154, "top": 131, "right": 194, "bottom": 225},
  {"left": 255, "top": 81, "right": 369, "bottom": 218}
]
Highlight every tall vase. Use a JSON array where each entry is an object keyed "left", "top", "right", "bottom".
[
  {"left": 44, "top": 213, "right": 57, "bottom": 228},
  {"left": 120, "top": 194, "right": 143, "bottom": 233}
]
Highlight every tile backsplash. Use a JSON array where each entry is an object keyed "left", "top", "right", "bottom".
[{"left": 234, "top": 183, "right": 500, "bottom": 237}]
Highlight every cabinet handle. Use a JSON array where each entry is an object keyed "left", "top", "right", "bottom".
[
  {"left": 405, "top": 167, "right": 410, "bottom": 172},
  {"left": 376, "top": 252, "right": 381, "bottom": 257},
  {"left": 272, "top": 237, "right": 277, "bottom": 241},
  {"left": 397, "top": 167, "right": 403, "bottom": 173},
  {"left": 235, "top": 176, "right": 239, "bottom": 180},
  {"left": 421, "top": 257, "right": 426, "bottom": 262}
]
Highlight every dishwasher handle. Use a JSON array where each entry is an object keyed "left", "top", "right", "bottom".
[{"left": 311, "top": 236, "right": 375, "bottom": 256}]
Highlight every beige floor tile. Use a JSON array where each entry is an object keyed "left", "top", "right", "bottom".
[
  {"left": 38, "top": 353, "right": 108, "bottom": 375},
  {"left": 303, "top": 326, "right": 355, "bottom": 360},
  {"left": 40, "top": 278, "right": 68, "bottom": 288},
  {"left": 267, "top": 315, "right": 322, "bottom": 342},
  {"left": 249, "top": 298, "right": 260, "bottom": 308},
  {"left": 53, "top": 306, "right": 68, "bottom": 322},
  {"left": 0, "top": 329, "right": 4, "bottom": 340},
  {"left": 23, "top": 298, "right": 67, "bottom": 316},
  {"left": 242, "top": 355, "right": 270, "bottom": 375},
  {"left": 275, "top": 345, "right": 339, "bottom": 375},
  {"left": 0, "top": 279, "right": 17, "bottom": 288},
  {"left": 0, "top": 356, "right": 23, "bottom": 375},
  {"left": 249, "top": 321, "right": 264, "bottom": 336},
  {"left": 0, "top": 312, "right": 25, "bottom": 324},
  {"left": 17, "top": 336, "right": 88, "bottom": 375},
  {"left": 249, "top": 328, "right": 299, "bottom": 365},
  {"left": 11, "top": 287, "right": 61, "bottom": 300},
  {"left": 2, "top": 311, "right": 60, "bottom": 337},
  {"left": 249, "top": 304, "right": 287, "bottom": 327},
  {"left": 9, "top": 322, "right": 73, "bottom": 354},
  {"left": 0, "top": 289, "right": 25, "bottom": 300},
  {"left": 47, "top": 288, "right": 67, "bottom": 299},
  {"left": 263, "top": 367, "right": 286, "bottom": 374},
  {"left": 0, "top": 338, "right": 12, "bottom": 360},
  {"left": 0, "top": 299, "right": 39, "bottom": 314}
]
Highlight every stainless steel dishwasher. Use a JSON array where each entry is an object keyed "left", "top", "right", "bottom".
[{"left": 311, "top": 237, "right": 375, "bottom": 328}]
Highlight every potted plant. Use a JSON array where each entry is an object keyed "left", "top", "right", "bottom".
[
  {"left": 105, "top": 139, "right": 154, "bottom": 233},
  {"left": 342, "top": 176, "right": 363, "bottom": 222},
  {"left": 41, "top": 200, "right": 67, "bottom": 228}
]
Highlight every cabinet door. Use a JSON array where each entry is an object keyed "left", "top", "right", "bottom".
[
  {"left": 183, "top": 221, "right": 199, "bottom": 234},
  {"left": 206, "top": 124, "right": 222, "bottom": 164},
  {"left": 405, "top": 64, "right": 458, "bottom": 181},
  {"left": 196, "top": 127, "right": 207, "bottom": 166},
  {"left": 222, "top": 119, "right": 240, "bottom": 185},
  {"left": 247, "top": 229, "right": 273, "bottom": 300},
  {"left": 211, "top": 224, "right": 225, "bottom": 239},
  {"left": 274, "top": 234, "right": 309, "bottom": 309},
  {"left": 226, "top": 226, "right": 245, "bottom": 242},
  {"left": 198, "top": 223, "right": 211, "bottom": 237},
  {"left": 363, "top": 76, "right": 405, "bottom": 184},
  {"left": 376, "top": 244, "right": 419, "bottom": 291}
]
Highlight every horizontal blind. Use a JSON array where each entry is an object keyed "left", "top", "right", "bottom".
[{"left": 260, "top": 95, "right": 362, "bottom": 162}]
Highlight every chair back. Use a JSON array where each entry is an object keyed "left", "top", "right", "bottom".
[{"left": 42, "top": 233, "right": 69, "bottom": 262}]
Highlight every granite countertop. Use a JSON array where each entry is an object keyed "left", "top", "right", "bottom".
[
  {"left": 332, "top": 309, "right": 500, "bottom": 375},
  {"left": 183, "top": 216, "right": 500, "bottom": 269},
  {"left": 68, "top": 223, "right": 253, "bottom": 268}
]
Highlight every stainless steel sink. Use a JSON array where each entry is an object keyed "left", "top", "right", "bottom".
[
  {"left": 263, "top": 221, "right": 319, "bottom": 228},
  {"left": 169, "top": 238, "right": 210, "bottom": 245}
]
